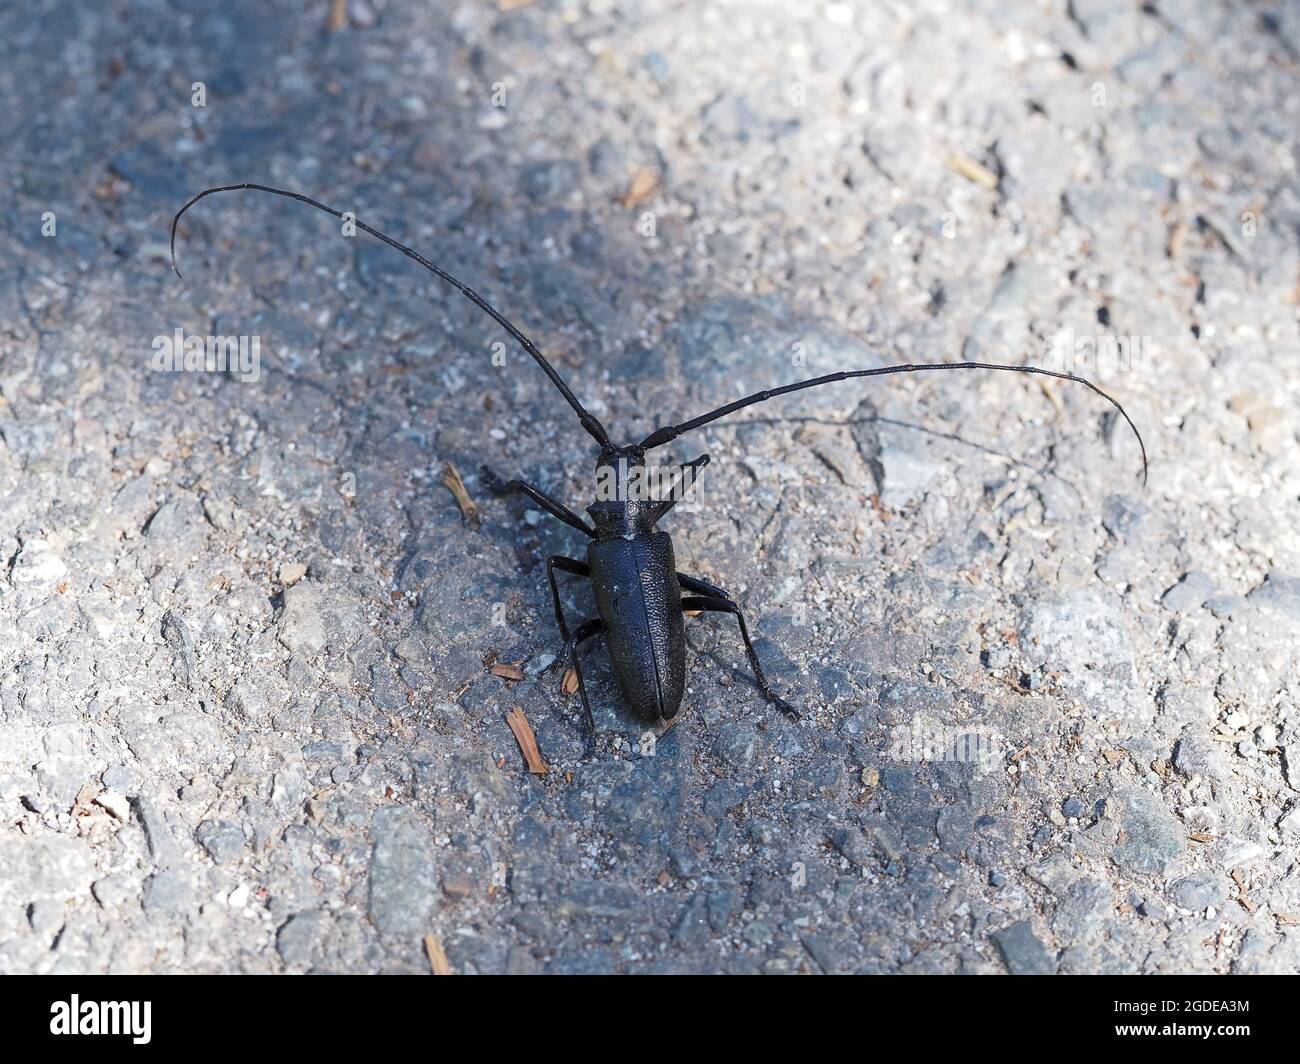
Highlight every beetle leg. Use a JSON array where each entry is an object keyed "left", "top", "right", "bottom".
[
  {"left": 544, "top": 556, "right": 602, "bottom": 749},
  {"left": 646, "top": 453, "right": 710, "bottom": 524},
  {"left": 679, "top": 595, "right": 800, "bottom": 720},
  {"left": 480, "top": 465, "right": 595, "bottom": 537},
  {"left": 545, "top": 555, "right": 590, "bottom": 640},
  {"left": 676, "top": 571, "right": 730, "bottom": 598},
  {"left": 563, "top": 617, "right": 603, "bottom": 746}
]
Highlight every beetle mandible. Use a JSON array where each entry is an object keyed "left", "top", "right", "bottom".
[{"left": 172, "top": 184, "right": 1148, "bottom": 753}]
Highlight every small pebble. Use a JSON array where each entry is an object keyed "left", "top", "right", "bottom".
[
  {"left": 280, "top": 561, "right": 308, "bottom": 586},
  {"left": 93, "top": 791, "right": 131, "bottom": 821}
]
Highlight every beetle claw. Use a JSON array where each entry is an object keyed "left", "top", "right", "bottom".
[
  {"left": 479, "top": 464, "right": 508, "bottom": 494},
  {"left": 772, "top": 696, "right": 800, "bottom": 721}
]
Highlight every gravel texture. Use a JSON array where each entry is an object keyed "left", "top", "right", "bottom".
[{"left": 1, "top": 0, "right": 1298, "bottom": 974}]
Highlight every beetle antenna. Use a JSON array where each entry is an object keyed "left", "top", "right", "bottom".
[
  {"left": 171, "top": 183, "right": 613, "bottom": 450},
  {"left": 637, "top": 361, "right": 1148, "bottom": 486}
]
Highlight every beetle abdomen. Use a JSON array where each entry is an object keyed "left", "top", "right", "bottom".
[{"left": 587, "top": 531, "right": 686, "bottom": 722}]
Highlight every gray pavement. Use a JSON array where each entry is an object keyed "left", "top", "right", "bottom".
[{"left": 1, "top": 0, "right": 1298, "bottom": 973}]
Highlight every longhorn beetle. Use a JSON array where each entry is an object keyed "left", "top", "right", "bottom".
[{"left": 171, "top": 183, "right": 1148, "bottom": 754}]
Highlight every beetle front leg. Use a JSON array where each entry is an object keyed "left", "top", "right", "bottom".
[
  {"left": 680, "top": 594, "right": 800, "bottom": 720},
  {"left": 481, "top": 466, "right": 595, "bottom": 538}
]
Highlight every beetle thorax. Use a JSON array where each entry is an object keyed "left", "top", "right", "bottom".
[{"left": 588, "top": 451, "right": 655, "bottom": 538}]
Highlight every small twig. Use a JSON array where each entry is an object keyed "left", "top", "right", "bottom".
[
  {"left": 618, "top": 168, "right": 659, "bottom": 209},
  {"left": 441, "top": 461, "right": 480, "bottom": 528},
  {"left": 561, "top": 667, "right": 580, "bottom": 695},
  {"left": 1231, "top": 867, "right": 1256, "bottom": 912},
  {"left": 1037, "top": 379, "right": 1065, "bottom": 420},
  {"left": 505, "top": 707, "right": 549, "bottom": 774},
  {"left": 945, "top": 151, "right": 998, "bottom": 190},
  {"left": 423, "top": 934, "right": 452, "bottom": 975}
]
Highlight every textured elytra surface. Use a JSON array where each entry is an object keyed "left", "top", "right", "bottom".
[
  {"left": 589, "top": 531, "right": 687, "bottom": 723},
  {"left": 0, "top": 0, "right": 1298, "bottom": 974}
]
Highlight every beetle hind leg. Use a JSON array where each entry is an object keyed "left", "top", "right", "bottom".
[
  {"left": 680, "top": 594, "right": 800, "bottom": 720},
  {"left": 676, "top": 571, "right": 730, "bottom": 598}
]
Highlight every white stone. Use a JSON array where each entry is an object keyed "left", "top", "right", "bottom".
[
  {"left": 279, "top": 561, "right": 307, "bottom": 586},
  {"left": 11, "top": 541, "right": 67, "bottom": 587},
  {"left": 93, "top": 791, "right": 130, "bottom": 822}
]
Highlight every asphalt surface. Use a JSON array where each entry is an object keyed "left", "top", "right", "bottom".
[{"left": 1, "top": 0, "right": 1298, "bottom": 973}]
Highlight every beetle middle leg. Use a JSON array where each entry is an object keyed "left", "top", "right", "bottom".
[
  {"left": 481, "top": 466, "right": 595, "bottom": 537},
  {"left": 679, "top": 594, "right": 800, "bottom": 720},
  {"left": 545, "top": 555, "right": 601, "bottom": 746},
  {"left": 545, "top": 555, "right": 590, "bottom": 637},
  {"left": 563, "top": 617, "right": 602, "bottom": 746}
]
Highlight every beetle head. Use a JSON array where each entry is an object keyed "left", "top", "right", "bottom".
[{"left": 594, "top": 445, "right": 645, "bottom": 494}]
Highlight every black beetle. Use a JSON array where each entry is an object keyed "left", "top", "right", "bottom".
[{"left": 172, "top": 184, "right": 1147, "bottom": 753}]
